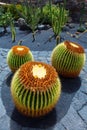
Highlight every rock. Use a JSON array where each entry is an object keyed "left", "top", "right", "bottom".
[
  {"left": 67, "top": 17, "right": 73, "bottom": 23},
  {"left": 18, "top": 18, "right": 31, "bottom": 31},
  {"left": 38, "top": 24, "right": 46, "bottom": 30},
  {"left": 38, "top": 24, "right": 50, "bottom": 30},
  {"left": 62, "top": 26, "right": 69, "bottom": 32},
  {"left": 68, "top": 23, "right": 75, "bottom": 29},
  {"left": 75, "top": 31, "right": 81, "bottom": 35},
  {"left": 84, "top": 22, "right": 87, "bottom": 28},
  {"left": 72, "top": 34, "right": 77, "bottom": 38}
]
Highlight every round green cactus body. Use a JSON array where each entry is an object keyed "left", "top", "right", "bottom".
[
  {"left": 7, "top": 45, "right": 34, "bottom": 72},
  {"left": 11, "top": 61, "right": 61, "bottom": 117},
  {"left": 51, "top": 41, "right": 86, "bottom": 78}
]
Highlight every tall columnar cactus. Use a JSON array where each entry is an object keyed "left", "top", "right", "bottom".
[
  {"left": 11, "top": 61, "right": 61, "bottom": 117},
  {"left": 7, "top": 45, "right": 34, "bottom": 72},
  {"left": 51, "top": 41, "right": 86, "bottom": 78}
]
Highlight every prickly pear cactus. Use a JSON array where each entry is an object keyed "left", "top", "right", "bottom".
[
  {"left": 11, "top": 61, "right": 61, "bottom": 117},
  {"left": 51, "top": 41, "right": 86, "bottom": 77},
  {"left": 7, "top": 45, "right": 34, "bottom": 72}
]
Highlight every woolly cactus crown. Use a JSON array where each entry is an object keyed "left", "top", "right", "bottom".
[
  {"left": 11, "top": 61, "right": 61, "bottom": 117},
  {"left": 51, "top": 40, "right": 86, "bottom": 78},
  {"left": 7, "top": 45, "right": 34, "bottom": 72},
  {"left": 12, "top": 45, "right": 29, "bottom": 56},
  {"left": 64, "top": 41, "right": 84, "bottom": 53}
]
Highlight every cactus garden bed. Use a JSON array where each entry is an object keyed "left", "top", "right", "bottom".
[{"left": 0, "top": 22, "right": 87, "bottom": 50}]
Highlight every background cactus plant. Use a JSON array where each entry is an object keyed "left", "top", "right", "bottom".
[
  {"left": 7, "top": 45, "right": 34, "bottom": 72},
  {"left": 11, "top": 61, "right": 61, "bottom": 117},
  {"left": 51, "top": 41, "right": 86, "bottom": 78}
]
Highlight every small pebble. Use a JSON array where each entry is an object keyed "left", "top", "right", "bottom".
[
  {"left": 68, "top": 23, "right": 75, "bottom": 29},
  {"left": 75, "top": 32, "right": 80, "bottom": 35},
  {"left": 37, "top": 43, "right": 40, "bottom": 46}
]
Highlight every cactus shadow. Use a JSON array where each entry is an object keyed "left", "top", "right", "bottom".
[
  {"left": 5, "top": 72, "right": 14, "bottom": 87},
  {"left": 60, "top": 76, "right": 81, "bottom": 93},
  {"left": 55, "top": 76, "right": 81, "bottom": 122},
  {"left": 1, "top": 73, "right": 81, "bottom": 129},
  {"left": 11, "top": 107, "right": 57, "bottom": 129}
]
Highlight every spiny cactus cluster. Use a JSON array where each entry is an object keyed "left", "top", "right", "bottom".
[
  {"left": 7, "top": 45, "right": 34, "bottom": 72},
  {"left": 11, "top": 61, "right": 61, "bottom": 117},
  {"left": 51, "top": 41, "right": 86, "bottom": 77},
  {"left": 7, "top": 41, "right": 86, "bottom": 118}
]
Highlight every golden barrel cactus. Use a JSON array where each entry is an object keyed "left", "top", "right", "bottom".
[
  {"left": 51, "top": 41, "right": 86, "bottom": 78},
  {"left": 7, "top": 45, "right": 34, "bottom": 72},
  {"left": 11, "top": 61, "right": 61, "bottom": 117}
]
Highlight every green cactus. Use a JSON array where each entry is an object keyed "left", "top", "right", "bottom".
[
  {"left": 7, "top": 45, "right": 34, "bottom": 72},
  {"left": 11, "top": 61, "right": 61, "bottom": 117},
  {"left": 51, "top": 41, "right": 86, "bottom": 78}
]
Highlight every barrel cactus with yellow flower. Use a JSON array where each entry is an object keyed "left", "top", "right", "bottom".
[
  {"left": 11, "top": 61, "right": 61, "bottom": 117},
  {"left": 7, "top": 42, "right": 34, "bottom": 72},
  {"left": 51, "top": 41, "right": 86, "bottom": 78}
]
